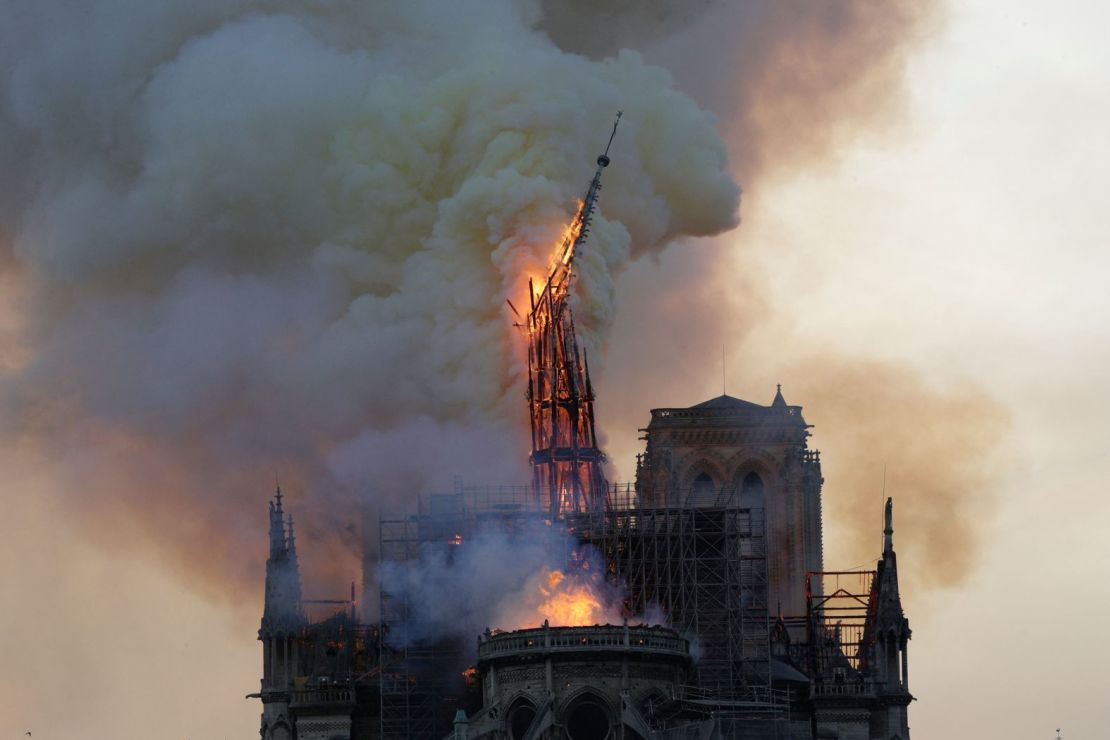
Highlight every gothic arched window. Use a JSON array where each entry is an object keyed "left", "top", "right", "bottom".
[
  {"left": 565, "top": 692, "right": 612, "bottom": 740},
  {"left": 741, "top": 471, "right": 765, "bottom": 511},
  {"left": 507, "top": 698, "right": 538, "bottom": 740},
  {"left": 692, "top": 472, "right": 715, "bottom": 501}
]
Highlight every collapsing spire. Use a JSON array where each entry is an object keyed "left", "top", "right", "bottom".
[
  {"left": 524, "top": 113, "right": 621, "bottom": 516},
  {"left": 543, "top": 111, "right": 621, "bottom": 298}
]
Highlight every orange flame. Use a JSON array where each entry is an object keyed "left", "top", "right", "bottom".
[
  {"left": 552, "top": 199, "right": 586, "bottom": 273},
  {"left": 492, "top": 561, "right": 629, "bottom": 631},
  {"left": 558, "top": 486, "right": 574, "bottom": 513},
  {"left": 531, "top": 200, "right": 588, "bottom": 302},
  {"left": 493, "top": 565, "right": 619, "bottom": 630},
  {"left": 497, "top": 568, "right": 617, "bottom": 630},
  {"left": 533, "top": 567, "right": 614, "bottom": 627}
]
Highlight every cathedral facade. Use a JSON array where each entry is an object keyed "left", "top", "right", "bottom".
[
  {"left": 254, "top": 388, "right": 913, "bottom": 740},
  {"left": 255, "top": 118, "right": 910, "bottom": 740}
]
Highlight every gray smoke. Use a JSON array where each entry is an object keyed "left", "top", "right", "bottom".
[
  {"left": 0, "top": 0, "right": 955, "bottom": 604},
  {"left": 378, "top": 522, "right": 635, "bottom": 649},
  {"left": 0, "top": 0, "right": 739, "bottom": 596}
]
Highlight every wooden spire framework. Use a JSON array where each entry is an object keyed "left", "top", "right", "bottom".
[{"left": 523, "top": 113, "right": 621, "bottom": 516}]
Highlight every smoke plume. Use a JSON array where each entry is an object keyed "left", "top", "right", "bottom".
[
  {"left": 0, "top": 0, "right": 976, "bottom": 610},
  {"left": 782, "top": 358, "right": 1009, "bottom": 593},
  {"left": 0, "top": 0, "right": 742, "bottom": 600},
  {"left": 635, "top": 1, "right": 943, "bottom": 181},
  {"left": 0, "top": 3, "right": 1013, "bottom": 738}
]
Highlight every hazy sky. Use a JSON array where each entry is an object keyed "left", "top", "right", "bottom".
[
  {"left": 738, "top": 1, "right": 1110, "bottom": 735},
  {"left": 3, "top": 1, "right": 1108, "bottom": 738}
]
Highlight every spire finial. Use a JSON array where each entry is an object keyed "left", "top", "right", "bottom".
[
  {"left": 883, "top": 497, "right": 894, "bottom": 555},
  {"left": 722, "top": 348, "right": 726, "bottom": 395},
  {"left": 597, "top": 110, "right": 622, "bottom": 167}
]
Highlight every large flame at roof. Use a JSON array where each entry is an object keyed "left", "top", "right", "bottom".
[{"left": 509, "top": 566, "right": 623, "bottom": 629}]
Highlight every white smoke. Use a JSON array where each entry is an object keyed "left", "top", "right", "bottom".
[{"left": 0, "top": 0, "right": 739, "bottom": 592}]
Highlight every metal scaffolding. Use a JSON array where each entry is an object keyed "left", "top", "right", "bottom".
[
  {"left": 799, "top": 570, "right": 878, "bottom": 694},
  {"left": 572, "top": 485, "right": 771, "bottom": 698},
  {"left": 377, "top": 514, "right": 454, "bottom": 740},
  {"left": 377, "top": 488, "right": 550, "bottom": 740},
  {"left": 377, "top": 482, "right": 785, "bottom": 739}
]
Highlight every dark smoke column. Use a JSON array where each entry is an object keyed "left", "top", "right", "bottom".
[{"left": 523, "top": 114, "right": 621, "bottom": 516}]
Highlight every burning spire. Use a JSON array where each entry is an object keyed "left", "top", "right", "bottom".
[{"left": 522, "top": 113, "right": 621, "bottom": 516}]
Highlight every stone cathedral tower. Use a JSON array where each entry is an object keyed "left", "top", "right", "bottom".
[
  {"left": 258, "top": 487, "right": 306, "bottom": 740},
  {"left": 635, "top": 386, "right": 824, "bottom": 619}
]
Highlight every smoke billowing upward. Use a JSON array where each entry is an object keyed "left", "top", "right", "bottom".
[
  {"left": 0, "top": 0, "right": 742, "bottom": 602},
  {"left": 635, "top": 1, "right": 943, "bottom": 181},
  {"left": 784, "top": 359, "right": 1009, "bottom": 594},
  {"left": 0, "top": 0, "right": 990, "bottom": 611},
  {"left": 379, "top": 523, "right": 646, "bottom": 652}
]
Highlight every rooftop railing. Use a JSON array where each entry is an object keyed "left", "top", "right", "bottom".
[
  {"left": 477, "top": 624, "right": 689, "bottom": 662},
  {"left": 810, "top": 680, "right": 876, "bottom": 698},
  {"left": 289, "top": 685, "right": 356, "bottom": 707}
]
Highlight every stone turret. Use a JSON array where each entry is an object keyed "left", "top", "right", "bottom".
[
  {"left": 871, "top": 498, "right": 913, "bottom": 739},
  {"left": 259, "top": 487, "right": 304, "bottom": 740},
  {"left": 262, "top": 487, "right": 303, "bottom": 635}
]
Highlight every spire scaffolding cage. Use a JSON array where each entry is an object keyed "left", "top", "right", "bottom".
[{"left": 523, "top": 113, "right": 621, "bottom": 517}]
